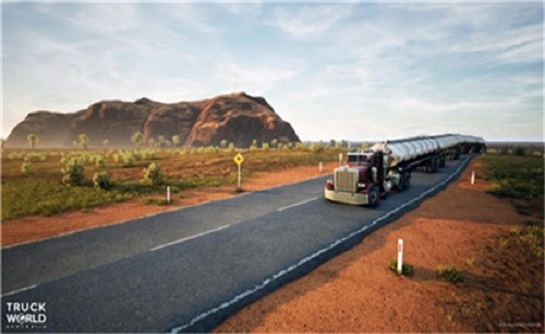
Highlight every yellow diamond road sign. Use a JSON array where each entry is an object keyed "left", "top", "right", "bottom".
[{"left": 233, "top": 153, "right": 244, "bottom": 166}]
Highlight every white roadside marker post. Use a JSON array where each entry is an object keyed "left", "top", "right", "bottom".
[
  {"left": 339, "top": 153, "right": 343, "bottom": 165},
  {"left": 167, "top": 186, "right": 171, "bottom": 204},
  {"left": 471, "top": 171, "right": 475, "bottom": 185},
  {"left": 397, "top": 238, "right": 404, "bottom": 275},
  {"left": 319, "top": 162, "right": 323, "bottom": 173}
]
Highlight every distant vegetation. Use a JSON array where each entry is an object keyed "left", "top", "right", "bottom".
[
  {"left": 2, "top": 141, "right": 345, "bottom": 220},
  {"left": 483, "top": 152, "right": 544, "bottom": 217}
]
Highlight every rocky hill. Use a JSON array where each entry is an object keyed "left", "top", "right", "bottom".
[{"left": 5, "top": 92, "right": 300, "bottom": 148}]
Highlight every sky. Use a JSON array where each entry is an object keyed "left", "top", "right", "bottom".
[{"left": 2, "top": 1, "right": 543, "bottom": 142}]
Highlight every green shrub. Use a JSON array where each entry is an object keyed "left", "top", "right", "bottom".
[
  {"left": 142, "top": 197, "right": 170, "bottom": 206},
  {"left": 21, "top": 161, "right": 33, "bottom": 175},
  {"left": 94, "top": 155, "right": 106, "bottom": 169},
  {"left": 513, "top": 147, "right": 526, "bottom": 156},
  {"left": 93, "top": 172, "right": 112, "bottom": 190},
  {"left": 121, "top": 151, "right": 136, "bottom": 167},
  {"left": 61, "top": 158, "right": 85, "bottom": 186},
  {"left": 142, "top": 149, "right": 157, "bottom": 160},
  {"left": 143, "top": 162, "right": 165, "bottom": 186},
  {"left": 437, "top": 266, "right": 464, "bottom": 284},
  {"left": 389, "top": 259, "right": 414, "bottom": 276}
]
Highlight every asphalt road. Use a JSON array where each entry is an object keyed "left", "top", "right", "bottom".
[{"left": 1, "top": 155, "right": 473, "bottom": 333}]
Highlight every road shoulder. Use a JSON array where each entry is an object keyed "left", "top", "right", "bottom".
[{"left": 214, "top": 158, "right": 544, "bottom": 333}]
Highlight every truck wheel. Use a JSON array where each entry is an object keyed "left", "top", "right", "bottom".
[
  {"left": 398, "top": 174, "right": 406, "bottom": 191},
  {"left": 403, "top": 172, "right": 411, "bottom": 189},
  {"left": 367, "top": 186, "right": 379, "bottom": 207}
]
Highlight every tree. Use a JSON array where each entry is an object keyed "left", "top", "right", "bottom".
[
  {"left": 220, "top": 139, "right": 228, "bottom": 149},
  {"left": 172, "top": 135, "right": 181, "bottom": 147},
  {"left": 102, "top": 139, "right": 110, "bottom": 147},
  {"left": 513, "top": 146, "right": 526, "bottom": 156},
  {"left": 27, "top": 133, "right": 39, "bottom": 150},
  {"left": 131, "top": 131, "right": 143, "bottom": 149},
  {"left": 148, "top": 138, "right": 157, "bottom": 148},
  {"left": 228, "top": 142, "right": 235, "bottom": 153},
  {"left": 78, "top": 134, "right": 89, "bottom": 150},
  {"left": 250, "top": 139, "right": 258, "bottom": 150},
  {"left": 270, "top": 138, "right": 278, "bottom": 149},
  {"left": 158, "top": 135, "right": 167, "bottom": 148}
]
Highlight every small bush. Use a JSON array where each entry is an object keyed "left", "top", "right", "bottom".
[
  {"left": 94, "top": 155, "right": 106, "bottom": 169},
  {"left": 142, "top": 197, "right": 170, "bottom": 206},
  {"left": 21, "top": 161, "right": 33, "bottom": 175},
  {"left": 143, "top": 162, "right": 165, "bottom": 187},
  {"left": 93, "top": 172, "right": 112, "bottom": 190},
  {"left": 121, "top": 151, "right": 136, "bottom": 167},
  {"left": 513, "top": 146, "right": 526, "bottom": 156},
  {"left": 142, "top": 149, "right": 157, "bottom": 160},
  {"left": 61, "top": 158, "right": 85, "bottom": 186},
  {"left": 437, "top": 266, "right": 464, "bottom": 284},
  {"left": 389, "top": 259, "right": 414, "bottom": 276}
]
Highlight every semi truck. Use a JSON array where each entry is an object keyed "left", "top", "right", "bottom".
[{"left": 324, "top": 134, "right": 486, "bottom": 206}]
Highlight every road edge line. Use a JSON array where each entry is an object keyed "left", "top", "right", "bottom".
[{"left": 169, "top": 155, "right": 475, "bottom": 333}]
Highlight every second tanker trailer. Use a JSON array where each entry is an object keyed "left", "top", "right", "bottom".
[{"left": 324, "top": 134, "right": 485, "bottom": 206}]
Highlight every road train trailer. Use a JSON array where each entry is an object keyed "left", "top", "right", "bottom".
[{"left": 324, "top": 134, "right": 486, "bottom": 206}]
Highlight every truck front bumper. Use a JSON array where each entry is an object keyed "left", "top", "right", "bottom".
[{"left": 324, "top": 188, "right": 369, "bottom": 206}]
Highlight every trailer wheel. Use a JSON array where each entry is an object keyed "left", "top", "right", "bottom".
[
  {"left": 368, "top": 186, "right": 379, "bottom": 207},
  {"left": 431, "top": 158, "right": 439, "bottom": 173}
]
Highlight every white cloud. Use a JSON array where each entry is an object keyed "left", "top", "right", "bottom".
[
  {"left": 67, "top": 3, "right": 140, "bottom": 33},
  {"left": 2, "top": 2, "right": 543, "bottom": 142},
  {"left": 158, "top": 3, "right": 219, "bottom": 34},
  {"left": 216, "top": 61, "right": 300, "bottom": 95},
  {"left": 268, "top": 4, "right": 350, "bottom": 37},
  {"left": 498, "top": 39, "right": 543, "bottom": 64}
]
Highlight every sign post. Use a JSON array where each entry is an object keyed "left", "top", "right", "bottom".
[
  {"left": 397, "top": 238, "right": 404, "bottom": 275},
  {"left": 233, "top": 153, "right": 244, "bottom": 190},
  {"left": 167, "top": 186, "right": 171, "bottom": 204},
  {"left": 471, "top": 171, "right": 475, "bottom": 185}
]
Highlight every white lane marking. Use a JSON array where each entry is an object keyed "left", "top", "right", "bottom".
[
  {"left": 277, "top": 197, "right": 319, "bottom": 212},
  {"left": 170, "top": 156, "right": 473, "bottom": 333},
  {"left": 2, "top": 284, "right": 38, "bottom": 297},
  {"left": 150, "top": 225, "right": 231, "bottom": 252},
  {"left": 3, "top": 174, "right": 329, "bottom": 250}
]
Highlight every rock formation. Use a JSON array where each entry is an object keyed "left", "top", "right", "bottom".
[{"left": 5, "top": 92, "right": 300, "bottom": 148}]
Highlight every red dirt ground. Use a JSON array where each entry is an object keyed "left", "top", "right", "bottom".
[
  {"left": 2, "top": 159, "right": 543, "bottom": 333},
  {"left": 214, "top": 159, "right": 544, "bottom": 333}
]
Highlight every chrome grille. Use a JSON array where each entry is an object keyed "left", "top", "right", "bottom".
[{"left": 335, "top": 169, "right": 357, "bottom": 193}]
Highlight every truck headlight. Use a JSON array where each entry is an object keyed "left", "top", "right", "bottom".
[{"left": 357, "top": 182, "right": 366, "bottom": 189}]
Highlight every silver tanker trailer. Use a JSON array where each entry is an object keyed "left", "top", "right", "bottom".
[{"left": 324, "top": 134, "right": 486, "bottom": 206}]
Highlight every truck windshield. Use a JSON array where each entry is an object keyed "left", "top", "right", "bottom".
[{"left": 348, "top": 154, "right": 370, "bottom": 163}]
